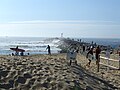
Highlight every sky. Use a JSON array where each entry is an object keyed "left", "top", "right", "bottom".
[{"left": 0, "top": 0, "right": 120, "bottom": 38}]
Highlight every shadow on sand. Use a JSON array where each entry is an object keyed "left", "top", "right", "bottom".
[{"left": 71, "top": 64, "right": 118, "bottom": 90}]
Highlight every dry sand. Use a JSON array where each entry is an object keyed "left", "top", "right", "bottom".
[{"left": 0, "top": 54, "right": 119, "bottom": 90}]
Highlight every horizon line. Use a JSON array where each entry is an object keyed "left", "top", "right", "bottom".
[{"left": 6, "top": 20, "right": 117, "bottom": 24}]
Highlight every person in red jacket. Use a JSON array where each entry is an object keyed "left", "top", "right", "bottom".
[{"left": 95, "top": 45, "right": 101, "bottom": 65}]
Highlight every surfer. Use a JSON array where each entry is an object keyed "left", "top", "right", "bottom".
[
  {"left": 46, "top": 45, "right": 51, "bottom": 55},
  {"left": 10, "top": 46, "right": 25, "bottom": 56}
]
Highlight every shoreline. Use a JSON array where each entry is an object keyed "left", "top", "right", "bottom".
[{"left": 0, "top": 37, "right": 119, "bottom": 55}]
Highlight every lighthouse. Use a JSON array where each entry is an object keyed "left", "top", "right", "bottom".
[{"left": 61, "top": 33, "right": 63, "bottom": 38}]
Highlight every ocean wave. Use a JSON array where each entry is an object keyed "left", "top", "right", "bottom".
[
  {"left": 17, "top": 41, "right": 45, "bottom": 44},
  {"left": 8, "top": 45, "right": 47, "bottom": 48},
  {"left": 0, "top": 37, "right": 62, "bottom": 55}
]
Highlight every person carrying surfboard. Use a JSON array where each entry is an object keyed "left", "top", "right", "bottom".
[
  {"left": 15, "top": 46, "right": 19, "bottom": 55},
  {"left": 10, "top": 46, "right": 25, "bottom": 56}
]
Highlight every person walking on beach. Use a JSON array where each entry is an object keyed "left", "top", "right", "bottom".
[
  {"left": 46, "top": 45, "right": 51, "bottom": 55},
  {"left": 95, "top": 45, "right": 101, "bottom": 65},
  {"left": 86, "top": 47, "right": 93, "bottom": 67}
]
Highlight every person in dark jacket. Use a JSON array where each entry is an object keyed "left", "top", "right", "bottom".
[
  {"left": 83, "top": 45, "right": 85, "bottom": 52},
  {"left": 86, "top": 47, "right": 94, "bottom": 67}
]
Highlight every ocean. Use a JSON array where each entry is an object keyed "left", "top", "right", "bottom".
[
  {"left": 0, "top": 37, "right": 120, "bottom": 55},
  {"left": 0, "top": 37, "right": 61, "bottom": 55}
]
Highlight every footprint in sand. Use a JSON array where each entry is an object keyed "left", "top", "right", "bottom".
[
  {"left": 16, "top": 76, "right": 26, "bottom": 84},
  {"left": 0, "top": 70, "right": 9, "bottom": 78},
  {"left": 23, "top": 73, "right": 32, "bottom": 79}
]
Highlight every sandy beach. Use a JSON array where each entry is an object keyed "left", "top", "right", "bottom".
[{"left": 0, "top": 53, "right": 119, "bottom": 90}]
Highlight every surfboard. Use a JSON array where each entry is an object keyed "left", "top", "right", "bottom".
[{"left": 10, "top": 48, "right": 25, "bottom": 52}]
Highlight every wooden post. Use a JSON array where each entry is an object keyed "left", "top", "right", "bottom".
[
  {"left": 106, "top": 50, "right": 110, "bottom": 71},
  {"left": 119, "top": 58, "right": 120, "bottom": 70},
  {"left": 107, "top": 57, "right": 109, "bottom": 71}
]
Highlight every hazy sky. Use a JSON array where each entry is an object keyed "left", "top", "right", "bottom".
[{"left": 0, "top": 0, "right": 120, "bottom": 38}]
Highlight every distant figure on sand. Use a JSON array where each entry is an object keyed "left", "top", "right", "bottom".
[
  {"left": 86, "top": 47, "right": 94, "bottom": 67},
  {"left": 46, "top": 45, "right": 51, "bottom": 55},
  {"left": 95, "top": 46, "right": 101, "bottom": 65}
]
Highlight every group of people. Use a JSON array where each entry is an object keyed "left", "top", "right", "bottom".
[
  {"left": 66, "top": 43, "right": 101, "bottom": 68},
  {"left": 12, "top": 46, "right": 24, "bottom": 56},
  {"left": 12, "top": 45, "right": 51, "bottom": 56},
  {"left": 86, "top": 45, "right": 101, "bottom": 67},
  {"left": 13, "top": 44, "right": 101, "bottom": 66}
]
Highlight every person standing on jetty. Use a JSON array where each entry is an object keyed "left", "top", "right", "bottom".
[
  {"left": 46, "top": 45, "right": 51, "bottom": 55},
  {"left": 83, "top": 44, "right": 85, "bottom": 52},
  {"left": 86, "top": 46, "right": 93, "bottom": 67}
]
